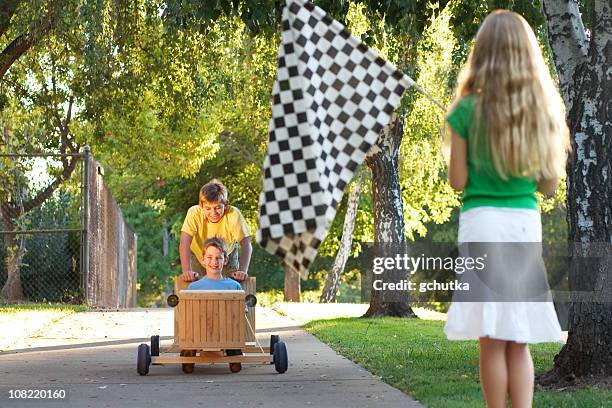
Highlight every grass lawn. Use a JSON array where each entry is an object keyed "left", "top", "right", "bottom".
[
  {"left": 0, "top": 303, "right": 87, "bottom": 314},
  {"left": 305, "top": 317, "right": 611, "bottom": 408}
]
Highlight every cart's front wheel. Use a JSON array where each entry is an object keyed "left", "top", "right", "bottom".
[
  {"left": 150, "top": 335, "right": 160, "bottom": 357},
  {"left": 137, "top": 344, "right": 151, "bottom": 375},
  {"left": 273, "top": 341, "right": 288, "bottom": 374},
  {"left": 229, "top": 362, "right": 242, "bottom": 373},
  {"left": 181, "top": 350, "right": 195, "bottom": 374}
]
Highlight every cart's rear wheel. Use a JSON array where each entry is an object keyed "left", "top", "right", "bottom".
[
  {"left": 273, "top": 341, "right": 288, "bottom": 374},
  {"left": 270, "top": 335, "right": 280, "bottom": 364},
  {"left": 150, "top": 335, "right": 160, "bottom": 357},
  {"left": 137, "top": 344, "right": 151, "bottom": 375},
  {"left": 226, "top": 349, "right": 243, "bottom": 373},
  {"left": 181, "top": 350, "right": 195, "bottom": 374},
  {"left": 269, "top": 335, "right": 280, "bottom": 355}
]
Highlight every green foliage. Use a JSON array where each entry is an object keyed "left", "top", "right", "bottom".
[
  {"left": 158, "top": 14, "right": 278, "bottom": 231},
  {"left": 448, "top": 0, "right": 544, "bottom": 70},
  {"left": 248, "top": 244, "right": 285, "bottom": 291},
  {"left": 0, "top": 191, "right": 83, "bottom": 303},
  {"left": 3, "top": 0, "right": 574, "bottom": 305},
  {"left": 400, "top": 6, "right": 460, "bottom": 240},
  {"left": 122, "top": 202, "right": 180, "bottom": 306},
  {"left": 307, "top": 317, "right": 612, "bottom": 407},
  {"left": 319, "top": 3, "right": 459, "bottom": 260}
]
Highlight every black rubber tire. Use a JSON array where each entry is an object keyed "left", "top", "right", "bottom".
[
  {"left": 269, "top": 335, "right": 280, "bottom": 355},
  {"left": 181, "top": 350, "right": 195, "bottom": 374},
  {"left": 137, "top": 344, "right": 150, "bottom": 375},
  {"left": 273, "top": 341, "right": 288, "bottom": 374},
  {"left": 150, "top": 335, "right": 160, "bottom": 357},
  {"left": 229, "top": 362, "right": 242, "bottom": 373}
]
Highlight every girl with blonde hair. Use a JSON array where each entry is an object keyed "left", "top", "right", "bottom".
[{"left": 443, "top": 10, "right": 570, "bottom": 408}]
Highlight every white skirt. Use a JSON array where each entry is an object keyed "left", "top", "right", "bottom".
[{"left": 443, "top": 207, "right": 563, "bottom": 343}]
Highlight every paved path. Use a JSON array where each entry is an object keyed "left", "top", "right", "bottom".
[{"left": 0, "top": 307, "right": 424, "bottom": 408}]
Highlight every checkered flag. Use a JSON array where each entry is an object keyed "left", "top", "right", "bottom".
[{"left": 257, "top": 0, "right": 414, "bottom": 277}]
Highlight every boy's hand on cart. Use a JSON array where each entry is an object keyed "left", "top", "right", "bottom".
[
  {"left": 182, "top": 270, "right": 199, "bottom": 282},
  {"left": 230, "top": 271, "right": 248, "bottom": 282}
]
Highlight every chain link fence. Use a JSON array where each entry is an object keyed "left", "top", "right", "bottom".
[
  {"left": 0, "top": 148, "right": 136, "bottom": 307},
  {"left": 85, "top": 155, "right": 137, "bottom": 308}
]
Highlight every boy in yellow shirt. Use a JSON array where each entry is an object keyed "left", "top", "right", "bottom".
[{"left": 179, "top": 179, "right": 252, "bottom": 282}]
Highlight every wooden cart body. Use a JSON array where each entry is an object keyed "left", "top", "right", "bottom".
[
  {"left": 141, "top": 276, "right": 288, "bottom": 373},
  {"left": 176, "top": 290, "right": 246, "bottom": 349},
  {"left": 170, "top": 276, "right": 256, "bottom": 349}
]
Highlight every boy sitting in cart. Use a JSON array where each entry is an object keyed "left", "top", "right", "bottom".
[{"left": 187, "top": 237, "right": 242, "bottom": 291}]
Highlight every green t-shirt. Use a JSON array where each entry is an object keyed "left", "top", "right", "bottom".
[{"left": 446, "top": 95, "right": 538, "bottom": 212}]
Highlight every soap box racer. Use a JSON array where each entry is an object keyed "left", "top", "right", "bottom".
[{"left": 136, "top": 276, "right": 288, "bottom": 375}]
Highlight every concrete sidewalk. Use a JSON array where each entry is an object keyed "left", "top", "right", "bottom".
[{"left": 0, "top": 307, "right": 424, "bottom": 408}]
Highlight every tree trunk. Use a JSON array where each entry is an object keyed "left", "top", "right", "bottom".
[
  {"left": 363, "top": 114, "right": 416, "bottom": 318},
  {"left": 0, "top": 205, "right": 25, "bottom": 302},
  {"left": 284, "top": 264, "right": 300, "bottom": 302},
  {"left": 539, "top": 0, "right": 612, "bottom": 382},
  {"left": 320, "top": 172, "right": 364, "bottom": 303}
]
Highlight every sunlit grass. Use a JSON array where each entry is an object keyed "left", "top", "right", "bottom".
[
  {"left": 306, "top": 317, "right": 611, "bottom": 408},
  {"left": 0, "top": 303, "right": 87, "bottom": 314}
]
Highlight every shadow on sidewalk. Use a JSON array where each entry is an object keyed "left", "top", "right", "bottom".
[{"left": 1, "top": 325, "right": 304, "bottom": 355}]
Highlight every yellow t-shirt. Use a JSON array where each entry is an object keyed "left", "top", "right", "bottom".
[{"left": 181, "top": 205, "right": 250, "bottom": 263}]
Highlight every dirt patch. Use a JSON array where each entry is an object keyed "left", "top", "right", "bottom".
[{"left": 536, "top": 374, "right": 612, "bottom": 391}]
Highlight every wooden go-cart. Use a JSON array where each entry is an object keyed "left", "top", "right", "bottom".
[{"left": 136, "top": 276, "right": 288, "bottom": 375}]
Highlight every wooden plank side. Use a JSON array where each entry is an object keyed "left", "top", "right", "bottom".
[
  {"left": 226, "top": 299, "right": 234, "bottom": 342},
  {"left": 193, "top": 299, "right": 200, "bottom": 345},
  {"left": 173, "top": 307, "right": 179, "bottom": 342},
  {"left": 212, "top": 300, "right": 219, "bottom": 344},
  {"left": 232, "top": 299, "right": 241, "bottom": 343},
  {"left": 219, "top": 300, "right": 226, "bottom": 343},
  {"left": 178, "top": 301, "right": 186, "bottom": 347},
  {"left": 238, "top": 300, "right": 245, "bottom": 343},
  {"left": 200, "top": 299, "right": 206, "bottom": 345},
  {"left": 152, "top": 355, "right": 273, "bottom": 364},
  {"left": 180, "top": 291, "right": 244, "bottom": 300},
  {"left": 200, "top": 300, "right": 206, "bottom": 343},
  {"left": 246, "top": 304, "right": 255, "bottom": 342},
  {"left": 175, "top": 276, "right": 190, "bottom": 292},
  {"left": 241, "top": 277, "right": 256, "bottom": 342},
  {"left": 206, "top": 300, "right": 214, "bottom": 344},
  {"left": 187, "top": 299, "right": 194, "bottom": 346}
]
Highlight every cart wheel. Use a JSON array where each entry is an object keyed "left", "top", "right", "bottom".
[
  {"left": 137, "top": 344, "right": 151, "bottom": 375},
  {"left": 150, "top": 335, "right": 160, "bottom": 357},
  {"left": 273, "top": 341, "right": 288, "bottom": 374},
  {"left": 270, "top": 335, "right": 280, "bottom": 355},
  {"left": 181, "top": 350, "right": 195, "bottom": 374},
  {"left": 229, "top": 362, "right": 242, "bottom": 373},
  {"left": 270, "top": 335, "right": 280, "bottom": 364}
]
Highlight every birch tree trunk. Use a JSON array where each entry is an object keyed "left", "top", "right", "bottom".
[
  {"left": 320, "top": 172, "right": 364, "bottom": 303},
  {"left": 363, "top": 114, "right": 416, "bottom": 318},
  {"left": 540, "top": 0, "right": 612, "bottom": 381}
]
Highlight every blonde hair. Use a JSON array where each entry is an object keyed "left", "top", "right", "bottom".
[{"left": 452, "top": 10, "right": 569, "bottom": 180}]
